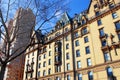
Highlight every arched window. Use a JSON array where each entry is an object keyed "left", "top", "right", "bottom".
[
  {"left": 88, "top": 71, "right": 93, "bottom": 80},
  {"left": 106, "top": 67, "right": 113, "bottom": 77}
]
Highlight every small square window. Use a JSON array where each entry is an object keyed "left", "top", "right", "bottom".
[
  {"left": 112, "top": 12, "right": 118, "bottom": 19},
  {"left": 95, "top": 11, "right": 100, "bottom": 16}
]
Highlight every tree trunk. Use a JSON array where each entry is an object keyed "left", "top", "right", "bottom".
[{"left": 0, "top": 63, "right": 7, "bottom": 80}]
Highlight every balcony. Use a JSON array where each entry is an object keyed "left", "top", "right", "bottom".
[
  {"left": 99, "top": 34, "right": 106, "bottom": 39},
  {"left": 26, "top": 68, "right": 34, "bottom": 73},
  {"left": 54, "top": 61, "right": 61, "bottom": 65},
  {"left": 101, "top": 45, "right": 109, "bottom": 52}
]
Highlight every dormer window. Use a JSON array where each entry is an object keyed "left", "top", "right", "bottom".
[
  {"left": 109, "top": 3, "right": 114, "bottom": 9},
  {"left": 94, "top": 4, "right": 98, "bottom": 9},
  {"left": 82, "top": 19, "right": 85, "bottom": 24},
  {"left": 74, "top": 24, "right": 78, "bottom": 29},
  {"left": 95, "top": 11, "right": 100, "bottom": 16},
  {"left": 100, "top": 0, "right": 104, "bottom": 4}
]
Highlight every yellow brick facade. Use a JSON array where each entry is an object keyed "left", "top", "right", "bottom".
[{"left": 23, "top": 0, "right": 120, "bottom": 80}]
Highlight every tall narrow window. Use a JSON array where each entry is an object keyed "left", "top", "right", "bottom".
[
  {"left": 78, "top": 73, "right": 82, "bottom": 80},
  {"left": 99, "top": 28, "right": 105, "bottom": 37},
  {"left": 88, "top": 71, "right": 93, "bottom": 80},
  {"left": 76, "top": 50, "right": 80, "bottom": 57},
  {"left": 38, "top": 63, "right": 41, "bottom": 68},
  {"left": 104, "top": 52, "right": 110, "bottom": 62},
  {"left": 56, "top": 77, "right": 60, "bottom": 80},
  {"left": 87, "top": 58, "right": 92, "bottom": 66},
  {"left": 67, "top": 75, "right": 70, "bottom": 80},
  {"left": 38, "top": 71, "right": 40, "bottom": 77},
  {"left": 48, "top": 59, "right": 51, "bottom": 65},
  {"left": 43, "top": 70, "right": 46, "bottom": 76},
  {"left": 97, "top": 19, "right": 102, "bottom": 26},
  {"left": 85, "top": 46, "right": 90, "bottom": 54},
  {"left": 82, "top": 27, "right": 87, "bottom": 35},
  {"left": 84, "top": 36, "right": 89, "bottom": 43},
  {"left": 74, "top": 32, "right": 79, "bottom": 38},
  {"left": 102, "top": 40, "right": 107, "bottom": 47},
  {"left": 75, "top": 40, "right": 79, "bottom": 46},
  {"left": 106, "top": 67, "right": 114, "bottom": 80},
  {"left": 112, "top": 12, "right": 118, "bottom": 19},
  {"left": 118, "top": 33, "right": 120, "bottom": 40},
  {"left": 115, "top": 21, "right": 120, "bottom": 30},
  {"left": 48, "top": 68, "right": 51, "bottom": 75},
  {"left": 66, "top": 53, "right": 70, "bottom": 60},
  {"left": 67, "top": 63, "right": 70, "bottom": 70},
  {"left": 49, "top": 51, "right": 51, "bottom": 56},
  {"left": 43, "top": 61, "right": 46, "bottom": 67},
  {"left": 66, "top": 44, "right": 69, "bottom": 49},
  {"left": 77, "top": 61, "right": 81, "bottom": 69}
]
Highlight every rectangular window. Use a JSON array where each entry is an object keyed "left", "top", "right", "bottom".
[
  {"left": 43, "top": 70, "right": 46, "bottom": 76},
  {"left": 118, "top": 33, "right": 120, "bottom": 40},
  {"left": 99, "top": 28, "right": 105, "bottom": 37},
  {"left": 43, "top": 54, "right": 46, "bottom": 59},
  {"left": 84, "top": 36, "right": 89, "bottom": 43},
  {"left": 38, "top": 71, "right": 40, "bottom": 77},
  {"left": 67, "top": 75, "right": 70, "bottom": 80},
  {"left": 48, "top": 59, "right": 51, "bottom": 65},
  {"left": 104, "top": 52, "right": 110, "bottom": 62},
  {"left": 76, "top": 50, "right": 80, "bottom": 57},
  {"left": 78, "top": 74, "right": 82, "bottom": 80},
  {"left": 48, "top": 68, "right": 51, "bottom": 75},
  {"left": 66, "top": 44, "right": 69, "bottom": 49},
  {"left": 43, "top": 62, "right": 46, "bottom": 67},
  {"left": 87, "top": 58, "right": 92, "bottom": 66},
  {"left": 74, "top": 32, "right": 79, "bottom": 38},
  {"left": 65, "top": 35, "right": 69, "bottom": 41},
  {"left": 39, "top": 56, "right": 41, "bottom": 61},
  {"left": 38, "top": 63, "right": 41, "bottom": 68},
  {"left": 66, "top": 53, "right": 70, "bottom": 60},
  {"left": 49, "top": 51, "right": 51, "bottom": 56},
  {"left": 55, "top": 66, "right": 61, "bottom": 72},
  {"left": 67, "top": 63, "right": 70, "bottom": 70},
  {"left": 82, "top": 27, "right": 87, "bottom": 35},
  {"left": 77, "top": 61, "right": 81, "bottom": 69},
  {"left": 102, "top": 40, "right": 107, "bottom": 47},
  {"left": 85, "top": 46, "right": 90, "bottom": 54},
  {"left": 97, "top": 19, "right": 102, "bottom": 26},
  {"left": 75, "top": 40, "right": 80, "bottom": 46},
  {"left": 115, "top": 21, "right": 120, "bottom": 30},
  {"left": 112, "top": 12, "right": 118, "bottom": 19}
]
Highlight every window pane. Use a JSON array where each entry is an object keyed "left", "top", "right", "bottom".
[
  {"left": 115, "top": 21, "right": 120, "bottom": 30},
  {"left": 78, "top": 74, "right": 82, "bottom": 80},
  {"left": 76, "top": 50, "right": 80, "bottom": 57}
]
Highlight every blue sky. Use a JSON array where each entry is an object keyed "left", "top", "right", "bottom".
[{"left": 68, "top": 0, "right": 90, "bottom": 17}]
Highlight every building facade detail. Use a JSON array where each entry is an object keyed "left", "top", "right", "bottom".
[{"left": 23, "top": 0, "right": 120, "bottom": 80}]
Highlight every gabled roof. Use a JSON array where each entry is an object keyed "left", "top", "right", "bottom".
[{"left": 87, "top": 0, "right": 92, "bottom": 13}]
